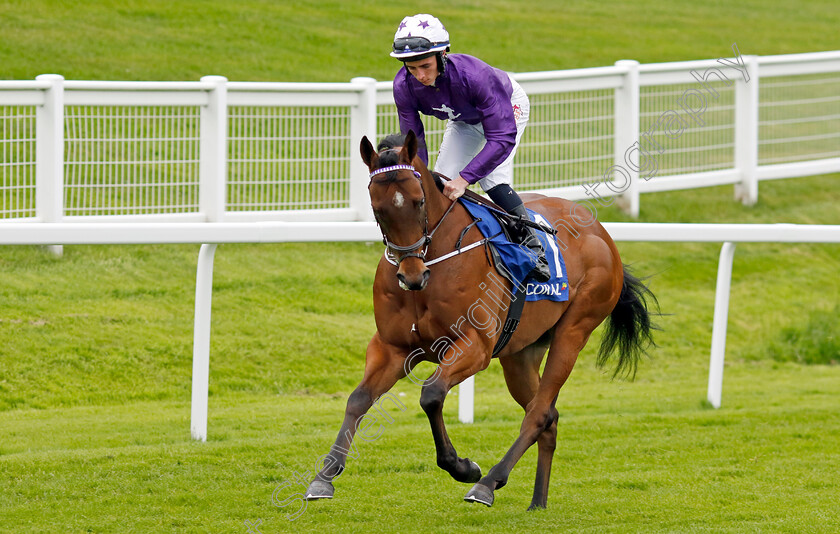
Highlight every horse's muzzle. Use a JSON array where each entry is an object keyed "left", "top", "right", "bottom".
[{"left": 396, "top": 268, "right": 430, "bottom": 291}]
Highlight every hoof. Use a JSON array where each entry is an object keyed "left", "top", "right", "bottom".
[
  {"left": 450, "top": 458, "right": 482, "bottom": 483},
  {"left": 305, "top": 479, "right": 334, "bottom": 500},
  {"left": 464, "top": 483, "right": 494, "bottom": 507},
  {"left": 465, "top": 460, "right": 482, "bottom": 483}
]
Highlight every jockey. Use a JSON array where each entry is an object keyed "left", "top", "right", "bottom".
[{"left": 390, "top": 13, "right": 551, "bottom": 283}]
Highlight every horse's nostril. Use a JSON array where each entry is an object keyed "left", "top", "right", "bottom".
[
  {"left": 396, "top": 273, "right": 410, "bottom": 291},
  {"left": 396, "top": 270, "right": 429, "bottom": 291}
]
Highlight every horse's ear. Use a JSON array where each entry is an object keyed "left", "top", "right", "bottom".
[
  {"left": 360, "top": 136, "right": 378, "bottom": 170},
  {"left": 400, "top": 130, "right": 418, "bottom": 164}
]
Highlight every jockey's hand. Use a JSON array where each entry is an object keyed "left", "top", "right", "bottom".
[{"left": 443, "top": 176, "right": 470, "bottom": 201}]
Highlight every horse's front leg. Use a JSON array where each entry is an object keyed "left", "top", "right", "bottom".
[
  {"left": 305, "top": 335, "right": 408, "bottom": 500},
  {"left": 419, "top": 339, "right": 490, "bottom": 484}
]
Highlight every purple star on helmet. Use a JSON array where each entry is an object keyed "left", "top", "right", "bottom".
[
  {"left": 418, "top": 20, "right": 430, "bottom": 29},
  {"left": 398, "top": 21, "right": 407, "bottom": 31}
]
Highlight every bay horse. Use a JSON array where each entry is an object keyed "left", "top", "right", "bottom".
[{"left": 305, "top": 130, "right": 656, "bottom": 510}]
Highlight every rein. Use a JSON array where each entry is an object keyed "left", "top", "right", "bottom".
[{"left": 369, "top": 164, "right": 486, "bottom": 267}]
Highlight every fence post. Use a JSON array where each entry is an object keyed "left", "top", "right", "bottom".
[
  {"left": 35, "top": 74, "right": 65, "bottom": 256},
  {"left": 708, "top": 241, "right": 737, "bottom": 409},
  {"left": 193, "top": 75, "right": 226, "bottom": 440},
  {"left": 734, "top": 55, "right": 759, "bottom": 206},
  {"left": 191, "top": 243, "right": 218, "bottom": 441},
  {"left": 349, "top": 77, "right": 377, "bottom": 221},
  {"left": 199, "top": 76, "right": 228, "bottom": 222},
  {"left": 614, "top": 60, "right": 640, "bottom": 218},
  {"left": 458, "top": 375, "right": 474, "bottom": 424}
]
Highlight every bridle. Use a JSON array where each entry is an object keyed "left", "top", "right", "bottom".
[{"left": 369, "top": 164, "right": 458, "bottom": 266}]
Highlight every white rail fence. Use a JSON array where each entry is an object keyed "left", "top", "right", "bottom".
[
  {"left": 2, "top": 221, "right": 838, "bottom": 438},
  {"left": 2, "top": 50, "right": 839, "bottom": 225}
]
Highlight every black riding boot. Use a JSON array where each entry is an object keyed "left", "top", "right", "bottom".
[{"left": 509, "top": 204, "right": 551, "bottom": 283}]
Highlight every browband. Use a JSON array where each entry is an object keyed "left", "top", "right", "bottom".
[{"left": 369, "top": 165, "right": 421, "bottom": 179}]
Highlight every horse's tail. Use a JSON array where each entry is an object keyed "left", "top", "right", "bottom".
[{"left": 596, "top": 265, "right": 659, "bottom": 380}]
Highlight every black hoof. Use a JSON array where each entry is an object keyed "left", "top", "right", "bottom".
[
  {"left": 450, "top": 458, "right": 483, "bottom": 483},
  {"left": 464, "top": 483, "right": 494, "bottom": 507},
  {"left": 465, "top": 460, "right": 482, "bottom": 483},
  {"left": 305, "top": 479, "right": 334, "bottom": 500}
]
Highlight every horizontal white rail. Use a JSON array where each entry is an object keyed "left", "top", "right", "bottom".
[
  {"left": 758, "top": 50, "right": 840, "bottom": 77},
  {"left": 0, "top": 221, "right": 383, "bottom": 245},
  {"left": 2, "top": 221, "right": 838, "bottom": 245},
  {"left": 604, "top": 222, "right": 840, "bottom": 242},
  {"left": 63, "top": 90, "right": 210, "bottom": 107},
  {"left": 755, "top": 157, "right": 840, "bottom": 181}
]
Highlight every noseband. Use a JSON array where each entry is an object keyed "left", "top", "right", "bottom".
[{"left": 369, "top": 164, "right": 455, "bottom": 266}]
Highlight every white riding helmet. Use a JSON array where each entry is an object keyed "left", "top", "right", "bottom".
[{"left": 390, "top": 14, "right": 450, "bottom": 60}]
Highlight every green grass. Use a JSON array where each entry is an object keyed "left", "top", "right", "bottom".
[
  {"left": 764, "top": 304, "right": 840, "bottom": 365},
  {"left": 2, "top": 0, "right": 839, "bottom": 82},
  {"left": 1, "top": 1, "right": 840, "bottom": 533},
  {"left": 2, "top": 364, "right": 839, "bottom": 533}
]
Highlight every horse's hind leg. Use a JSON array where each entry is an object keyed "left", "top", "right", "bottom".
[
  {"left": 529, "top": 404, "right": 558, "bottom": 510},
  {"left": 466, "top": 305, "right": 606, "bottom": 508},
  {"left": 500, "top": 342, "right": 559, "bottom": 510}
]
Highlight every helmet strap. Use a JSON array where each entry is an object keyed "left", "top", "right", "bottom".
[{"left": 437, "top": 51, "right": 448, "bottom": 74}]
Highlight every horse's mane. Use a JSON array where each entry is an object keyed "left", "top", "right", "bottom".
[
  {"left": 377, "top": 133, "right": 406, "bottom": 154},
  {"left": 375, "top": 133, "right": 443, "bottom": 191}
]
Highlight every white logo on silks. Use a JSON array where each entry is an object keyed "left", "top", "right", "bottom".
[
  {"left": 526, "top": 283, "right": 566, "bottom": 296},
  {"left": 525, "top": 212, "right": 566, "bottom": 297},
  {"left": 432, "top": 104, "right": 461, "bottom": 120}
]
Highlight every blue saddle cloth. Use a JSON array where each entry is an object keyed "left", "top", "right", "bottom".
[{"left": 460, "top": 199, "right": 569, "bottom": 302}]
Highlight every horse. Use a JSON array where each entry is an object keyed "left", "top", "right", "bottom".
[{"left": 304, "top": 130, "right": 657, "bottom": 510}]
